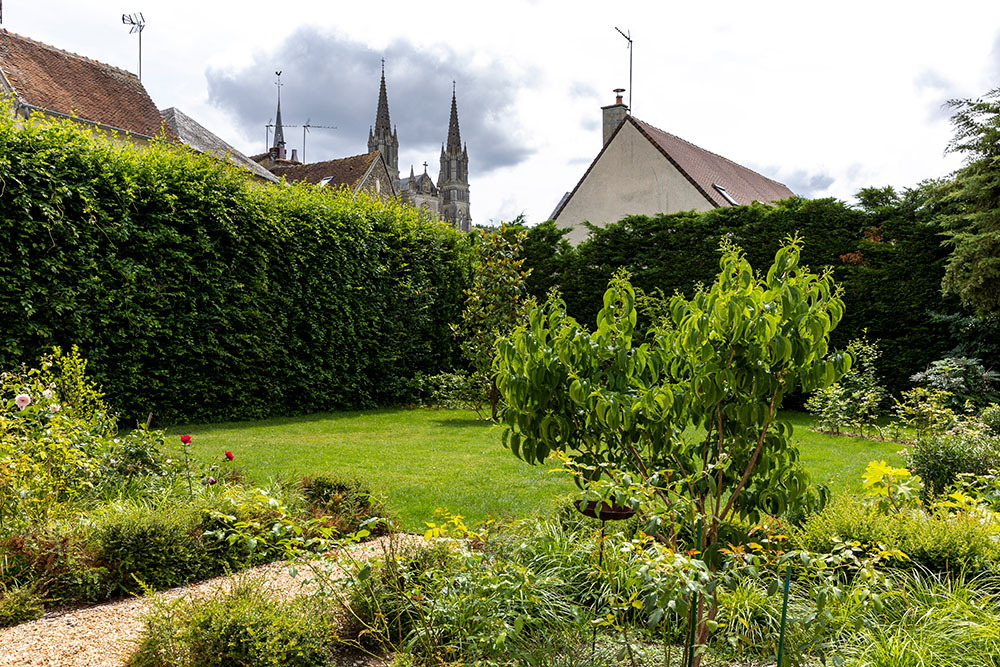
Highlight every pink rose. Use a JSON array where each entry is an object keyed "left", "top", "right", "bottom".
[{"left": 14, "top": 394, "right": 30, "bottom": 410}]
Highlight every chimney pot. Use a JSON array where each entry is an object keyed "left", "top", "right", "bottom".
[{"left": 291, "top": 148, "right": 299, "bottom": 162}]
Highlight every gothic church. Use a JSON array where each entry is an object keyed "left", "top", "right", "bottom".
[{"left": 368, "top": 66, "right": 471, "bottom": 231}]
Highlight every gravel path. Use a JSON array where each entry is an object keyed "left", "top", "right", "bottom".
[{"left": 0, "top": 535, "right": 412, "bottom": 667}]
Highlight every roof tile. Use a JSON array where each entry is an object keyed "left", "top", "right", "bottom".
[{"left": 0, "top": 28, "right": 171, "bottom": 139}]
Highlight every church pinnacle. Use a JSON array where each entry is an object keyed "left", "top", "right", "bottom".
[
  {"left": 368, "top": 59, "right": 399, "bottom": 188},
  {"left": 446, "top": 81, "right": 462, "bottom": 154}
]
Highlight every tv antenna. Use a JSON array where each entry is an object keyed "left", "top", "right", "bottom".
[
  {"left": 122, "top": 12, "right": 146, "bottom": 80},
  {"left": 302, "top": 119, "right": 337, "bottom": 164},
  {"left": 614, "top": 26, "right": 632, "bottom": 111}
]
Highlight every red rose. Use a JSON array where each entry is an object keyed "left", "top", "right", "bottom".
[
  {"left": 224, "top": 451, "right": 234, "bottom": 461},
  {"left": 180, "top": 435, "right": 192, "bottom": 444}
]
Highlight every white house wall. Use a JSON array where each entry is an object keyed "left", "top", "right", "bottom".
[{"left": 555, "top": 122, "right": 714, "bottom": 244}]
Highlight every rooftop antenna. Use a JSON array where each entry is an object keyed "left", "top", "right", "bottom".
[
  {"left": 265, "top": 118, "right": 272, "bottom": 150},
  {"left": 614, "top": 26, "right": 632, "bottom": 111},
  {"left": 302, "top": 119, "right": 336, "bottom": 164},
  {"left": 122, "top": 12, "right": 146, "bottom": 80}
]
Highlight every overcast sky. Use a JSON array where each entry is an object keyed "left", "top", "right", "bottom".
[{"left": 6, "top": 1, "right": 1000, "bottom": 224}]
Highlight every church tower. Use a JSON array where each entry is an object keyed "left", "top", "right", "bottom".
[
  {"left": 368, "top": 61, "right": 400, "bottom": 190},
  {"left": 437, "top": 83, "right": 471, "bottom": 232}
]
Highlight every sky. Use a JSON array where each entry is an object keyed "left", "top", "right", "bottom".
[{"left": 5, "top": 0, "right": 1000, "bottom": 225}]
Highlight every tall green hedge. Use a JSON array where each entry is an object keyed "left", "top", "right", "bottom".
[
  {"left": 520, "top": 196, "right": 965, "bottom": 394},
  {"left": 0, "top": 115, "right": 471, "bottom": 424}
]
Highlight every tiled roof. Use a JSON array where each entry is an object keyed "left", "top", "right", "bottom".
[
  {"left": 0, "top": 29, "right": 171, "bottom": 139},
  {"left": 270, "top": 152, "right": 381, "bottom": 191},
  {"left": 630, "top": 117, "right": 794, "bottom": 207},
  {"left": 161, "top": 107, "right": 278, "bottom": 183}
]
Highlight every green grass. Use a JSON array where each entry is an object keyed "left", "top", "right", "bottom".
[
  {"left": 170, "top": 408, "right": 573, "bottom": 532},
  {"left": 169, "top": 409, "right": 905, "bottom": 532}
]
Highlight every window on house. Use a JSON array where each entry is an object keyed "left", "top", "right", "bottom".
[{"left": 713, "top": 184, "right": 739, "bottom": 206}]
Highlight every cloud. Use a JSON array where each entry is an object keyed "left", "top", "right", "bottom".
[
  {"left": 205, "top": 27, "right": 533, "bottom": 173},
  {"left": 914, "top": 68, "right": 961, "bottom": 120},
  {"left": 778, "top": 169, "right": 836, "bottom": 199}
]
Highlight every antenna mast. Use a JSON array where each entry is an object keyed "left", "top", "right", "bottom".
[
  {"left": 302, "top": 120, "right": 337, "bottom": 164},
  {"left": 614, "top": 26, "right": 632, "bottom": 111},
  {"left": 122, "top": 12, "right": 146, "bottom": 80}
]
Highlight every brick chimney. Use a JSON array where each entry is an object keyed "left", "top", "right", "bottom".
[{"left": 601, "top": 88, "right": 629, "bottom": 145}]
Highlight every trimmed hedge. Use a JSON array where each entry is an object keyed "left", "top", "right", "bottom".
[
  {"left": 0, "top": 114, "right": 471, "bottom": 423},
  {"left": 520, "top": 195, "right": 965, "bottom": 394}
]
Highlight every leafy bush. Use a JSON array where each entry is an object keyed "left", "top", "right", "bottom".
[
  {"left": 408, "top": 370, "right": 485, "bottom": 409},
  {"left": 300, "top": 474, "right": 383, "bottom": 534},
  {"left": 95, "top": 512, "right": 211, "bottom": 596},
  {"left": 980, "top": 403, "right": 1000, "bottom": 435},
  {"left": 794, "top": 494, "right": 1000, "bottom": 572},
  {"left": 0, "top": 584, "right": 44, "bottom": 627},
  {"left": 127, "top": 577, "right": 341, "bottom": 667},
  {"left": 0, "top": 114, "right": 471, "bottom": 424},
  {"left": 910, "top": 357, "right": 1000, "bottom": 410},
  {"left": 904, "top": 430, "right": 1000, "bottom": 496},
  {"left": 891, "top": 387, "right": 959, "bottom": 438},
  {"left": 805, "top": 335, "right": 887, "bottom": 435}
]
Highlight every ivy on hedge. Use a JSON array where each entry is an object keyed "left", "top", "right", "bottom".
[{"left": 0, "top": 114, "right": 471, "bottom": 423}]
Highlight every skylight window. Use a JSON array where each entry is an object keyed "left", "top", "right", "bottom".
[
  {"left": 318, "top": 176, "right": 334, "bottom": 188},
  {"left": 713, "top": 184, "right": 739, "bottom": 206}
]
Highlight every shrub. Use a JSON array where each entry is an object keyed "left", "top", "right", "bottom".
[
  {"left": 805, "top": 335, "right": 887, "bottom": 435},
  {"left": 891, "top": 387, "right": 959, "bottom": 438},
  {"left": 300, "top": 474, "right": 383, "bottom": 534},
  {"left": 910, "top": 356, "right": 1000, "bottom": 410},
  {"left": 95, "top": 513, "right": 210, "bottom": 596},
  {"left": 794, "top": 494, "right": 1000, "bottom": 572},
  {"left": 981, "top": 403, "right": 1000, "bottom": 435},
  {"left": 127, "top": 577, "right": 341, "bottom": 667},
  {"left": 904, "top": 430, "right": 1000, "bottom": 496},
  {"left": 0, "top": 584, "right": 44, "bottom": 627}
]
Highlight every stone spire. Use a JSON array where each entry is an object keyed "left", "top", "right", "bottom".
[
  {"left": 368, "top": 59, "right": 399, "bottom": 189},
  {"left": 445, "top": 81, "right": 462, "bottom": 154},
  {"left": 438, "top": 81, "right": 470, "bottom": 232},
  {"left": 374, "top": 60, "right": 392, "bottom": 136}
]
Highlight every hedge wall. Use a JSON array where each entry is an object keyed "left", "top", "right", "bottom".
[
  {"left": 0, "top": 115, "right": 471, "bottom": 424},
  {"left": 518, "top": 196, "right": 965, "bottom": 394}
]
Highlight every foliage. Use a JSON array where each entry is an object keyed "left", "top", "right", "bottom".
[
  {"left": 299, "top": 474, "right": 383, "bottom": 534},
  {"left": 126, "top": 577, "right": 341, "bottom": 667},
  {"left": 0, "top": 584, "right": 44, "bottom": 628},
  {"left": 861, "top": 460, "right": 923, "bottom": 513},
  {"left": 981, "top": 403, "right": 1000, "bottom": 435},
  {"left": 453, "top": 223, "right": 532, "bottom": 420},
  {"left": 0, "top": 113, "right": 471, "bottom": 424},
  {"left": 795, "top": 495, "right": 1000, "bottom": 573},
  {"left": 834, "top": 571, "right": 1000, "bottom": 667},
  {"left": 891, "top": 387, "right": 959, "bottom": 438},
  {"left": 495, "top": 239, "right": 847, "bottom": 664},
  {"left": 910, "top": 356, "right": 1000, "bottom": 410},
  {"left": 523, "top": 193, "right": 964, "bottom": 394},
  {"left": 903, "top": 430, "right": 1000, "bottom": 497},
  {"left": 937, "top": 87, "right": 1000, "bottom": 316},
  {"left": 408, "top": 370, "right": 484, "bottom": 410},
  {"left": 805, "top": 335, "right": 887, "bottom": 435}
]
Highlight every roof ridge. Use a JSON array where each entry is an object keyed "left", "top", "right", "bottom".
[
  {"left": 634, "top": 117, "right": 787, "bottom": 187},
  {"left": 0, "top": 28, "right": 136, "bottom": 79}
]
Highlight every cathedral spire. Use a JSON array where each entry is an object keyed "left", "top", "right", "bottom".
[
  {"left": 368, "top": 59, "right": 399, "bottom": 189},
  {"left": 446, "top": 81, "right": 462, "bottom": 154},
  {"left": 374, "top": 59, "right": 392, "bottom": 137}
]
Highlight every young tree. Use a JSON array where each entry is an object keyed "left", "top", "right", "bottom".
[
  {"left": 494, "top": 239, "right": 848, "bottom": 663},
  {"left": 939, "top": 87, "right": 1000, "bottom": 316},
  {"left": 454, "top": 223, "right": 532, "bottom": 420}
]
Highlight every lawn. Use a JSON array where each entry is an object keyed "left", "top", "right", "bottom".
[{"left": 171, "top": 408, "right": 904, "bottom": 531}]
